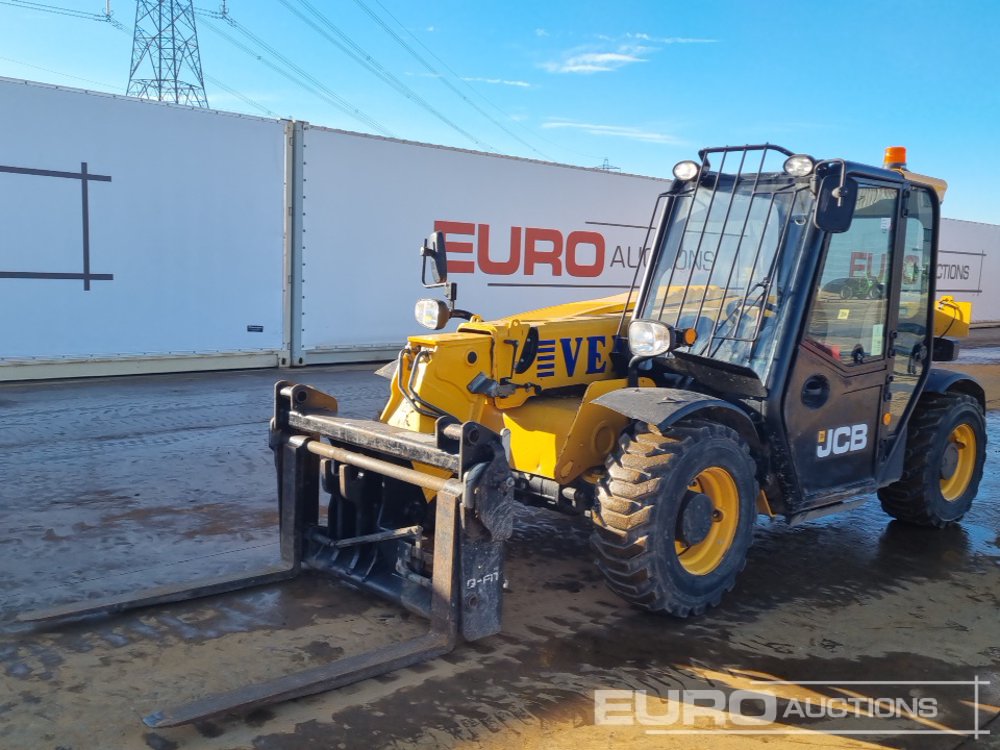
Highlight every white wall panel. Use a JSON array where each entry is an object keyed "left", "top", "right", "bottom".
[
  {"left": 0, "top": 78, "right": 288, "bottom": 376},
  {"left": 295, "top": 126, "right": 667, "bottom": 361},
  {"left": 3, "top": 78, "right": 997, "bottom": 383},
  {"left": 939, "top": 218, "right": 1000, "bottom": 322}
]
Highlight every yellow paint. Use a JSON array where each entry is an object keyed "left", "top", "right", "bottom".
[
  {"left": 379, "top": 293, "right": 648, "bottom": 494},
  {"left": 381, "top": 334, "right": 502, "bottom": 434},
  {"left": 899, "top": 168, "right": 949, "bottom": 202},
  {"left": 502, "top": 377, "right": 653, "bottom": 483},
  {"left": 934, "top": 296, "right": 972, "bottom": 338},
  {"left": 677, "top": 466, "right": 740, "bottom": 576},
  {"left": 940, "top": 423, "right": 977, "bottom": 501}
]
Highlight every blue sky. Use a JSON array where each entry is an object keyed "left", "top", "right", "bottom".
[{"left": 1, "top": 0, "right": 999, "bottom": 223}]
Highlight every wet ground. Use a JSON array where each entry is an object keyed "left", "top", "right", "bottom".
[{"left": 1, "top": 349, "right": 998, "bottom": 750}]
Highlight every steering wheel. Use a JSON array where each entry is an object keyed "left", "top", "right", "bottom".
[
  {"left": 716, "top": 291, "right": 777, "bottom": 335},
  {"left": 712, "top": 287, "right": 779, "bottom": 359}
]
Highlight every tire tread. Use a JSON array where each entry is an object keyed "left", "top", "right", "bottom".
[{"left": 590, "top": 420, "right": 756, "bottom": 617}]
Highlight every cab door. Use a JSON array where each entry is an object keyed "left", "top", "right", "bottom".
[
  {"left": 882, "top": 187, "right": 937, "bottom": 450},
  {"left": 782, "top": 182, "right": 901, "bottom": 504}
]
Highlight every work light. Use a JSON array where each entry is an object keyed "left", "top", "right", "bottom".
[
  {"left": 628, "top": 319, "right": 673, "bottom": 357},
  {"left": 783, "top": 154, "right": 815, "bottom": 177},
  {"left": 415, "top": 298, "right": 450, "bottom": 330},
  {"left": 672, "top": 160, "right": 700, "bottom": 181}
]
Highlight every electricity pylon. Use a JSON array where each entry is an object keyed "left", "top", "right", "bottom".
[{"left": 127, "top": 0, "right": 208, "bottom": 107}]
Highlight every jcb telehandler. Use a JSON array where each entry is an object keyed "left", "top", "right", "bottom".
[{"left": 24, "top": 144, "right": 987, "bottom": 727}]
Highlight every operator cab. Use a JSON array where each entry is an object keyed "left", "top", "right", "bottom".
[{"left": 626, "top": 144, "right": 948, "bottom": 510}]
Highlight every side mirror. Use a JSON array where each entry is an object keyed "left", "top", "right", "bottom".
[
  {"left": 420, "top": 231, "right": 449, "bottom": 286},
  {"left": 813, "top": 171, "right": 858, "bottom": 234}
]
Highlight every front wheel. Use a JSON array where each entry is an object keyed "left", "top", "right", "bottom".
[
  {"left": 590, "top": 421, "right": 758, "bottom": 617},
  {"left": 878, "top": 393, "right": 986, "bottom": 527}
]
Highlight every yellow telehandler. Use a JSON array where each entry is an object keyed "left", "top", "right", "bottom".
[{"left": 24, "top": 144, "right": 986, "bottom": 727}]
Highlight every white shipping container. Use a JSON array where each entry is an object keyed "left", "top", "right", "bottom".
[
  {"left": 938, "top": 218, "right": 1000, "bottom": 322},
  {"left": 1, "top": 78, "right": 998, "bottom": 381},
  {"left": 0, "top": 78, "right": 288, "bottom": 379},
  {"left": 293, "top": 125, "right": 667, "bottom": 363}
]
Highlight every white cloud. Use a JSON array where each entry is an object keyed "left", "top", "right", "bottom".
[
  {"left": 627, "top": 32, "right": 717, "bottom": 44},
  {"left": 426, "top": 25, "right": 435, "bottom": 32},
  {"left": 461, "top": 76, "right": 532, "bottom": 88},
  {"left": 560, "top": 33, "right": 715, "bottom": 73},
  {"left": 542, "top": 119, "right": 684, "bottom": 145},
  {"left": 535, "top": 28, "right": 549, "bottom": 37},
  {"left": 542, "top": 50, "right": 646, "bottom": 74}
]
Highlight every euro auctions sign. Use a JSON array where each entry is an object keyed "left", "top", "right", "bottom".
[
  {"left": 435, "top": 220, "right": 651, "bottom": 281},
  {"left": 592, "top": 678, "right": 991, "bottom": 738}
]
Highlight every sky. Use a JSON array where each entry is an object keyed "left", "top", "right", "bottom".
[{"left": 1, "top": 0, "right": 999, "bottom": 223}]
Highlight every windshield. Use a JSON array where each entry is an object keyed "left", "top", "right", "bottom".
[{"left": 639, "top": 173, "right": 811, "bottom": 381}]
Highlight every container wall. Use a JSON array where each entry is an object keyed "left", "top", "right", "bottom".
[
  {"left": 293, "top": 126, "right": 667, "bottom": 363},
  {"left": 3, "top": 78, "right": 998, "bottom": 383},
  {"left": 0, "top": 78, "right": 288, "bottom": 379},
  {"left": 939, "top": 218, "right": 1000, "bottom": 322}
]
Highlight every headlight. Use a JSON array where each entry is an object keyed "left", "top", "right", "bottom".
[
  {"left": 783, "top": 154, "right": 815, "bottom": 177},
  {"left": 672, "top": 160, "right": 700, "bottom": 181},
  {"left": 415, "top": 298, "right": 450, "bottom": 330},
  {"left": 628, "top": 319, "right": 673, "bottom": 357}
]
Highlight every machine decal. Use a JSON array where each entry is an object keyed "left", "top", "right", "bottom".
[
  {"left": 536, "top": 335, "right": 611, "bottom": 378},
  {"left": 816, "top": 424, "right": 869, "bottom": 458},
  {"left": 0, "top": 162, "right": 114, "bottom": 291}
]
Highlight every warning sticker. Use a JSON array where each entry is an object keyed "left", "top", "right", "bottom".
[{"left": 871, "top": 323, "right": 884, "bottom": 355}]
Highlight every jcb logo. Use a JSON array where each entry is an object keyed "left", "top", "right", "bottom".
[{"left": 816, "top": 424, "right": 868, "bottom": 458}]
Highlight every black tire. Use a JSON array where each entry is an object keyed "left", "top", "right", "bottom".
[
  {"left": 878, "top": 393, "right": 986, "bottom": 527},
  {"left": 590, "top": 420, "right": 758, "bottom": 617}
]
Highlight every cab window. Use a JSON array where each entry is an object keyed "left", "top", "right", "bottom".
[
  {"left": 805, "top": 186, "right": 899, "bottom": 365},
  {"left": 886, "top": 187, "right": 935, "bottom": 428}
]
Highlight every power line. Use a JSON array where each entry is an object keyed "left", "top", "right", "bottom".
[
  {"left": 204, "top": 73, "right": 278, "bottom": 118},
  {"left": 0, "top": 54, "right": 117, "bottom": 89},
  {"left": 0, "top": 0, "right": 277, "bottom": 119},
  {"left": 108, "top": 16, "right": 279, "bottom": 118},
  {"left": 279, "top": 0, "right": 495, "bottom": 152},
  {"left": 351, "top": 0, "right": 549, "bottom": 160},
  {"left": 198, "top": 15, "right": 393, "bottom": 136},
  {"left": 0, "top": 0, "right": 126, "bottom": 30},
  {"left": 364, "top": 0, "right": 600, "bottom": 161}
]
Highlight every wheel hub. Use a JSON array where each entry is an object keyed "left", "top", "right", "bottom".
[
  {"left": 940, "top": 442, "right": 960, "bottom": 479},
  {"left": 678, "top": 492, "right": 714, "bottom": 546}
]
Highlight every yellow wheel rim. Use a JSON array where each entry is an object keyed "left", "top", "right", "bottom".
[
  {"left": 676, "top": 466, "right": 740, "bottom": 575},
  {"left": 940, "top": 424, "right": 976, "bottom": 502}
]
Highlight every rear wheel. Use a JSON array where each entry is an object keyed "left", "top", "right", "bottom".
[
  {"left": 590, "top": 421, "right": 757, "bottom": 617},
  {"left": 878, "top": 393, "right": 986, "bottom": 527}
]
